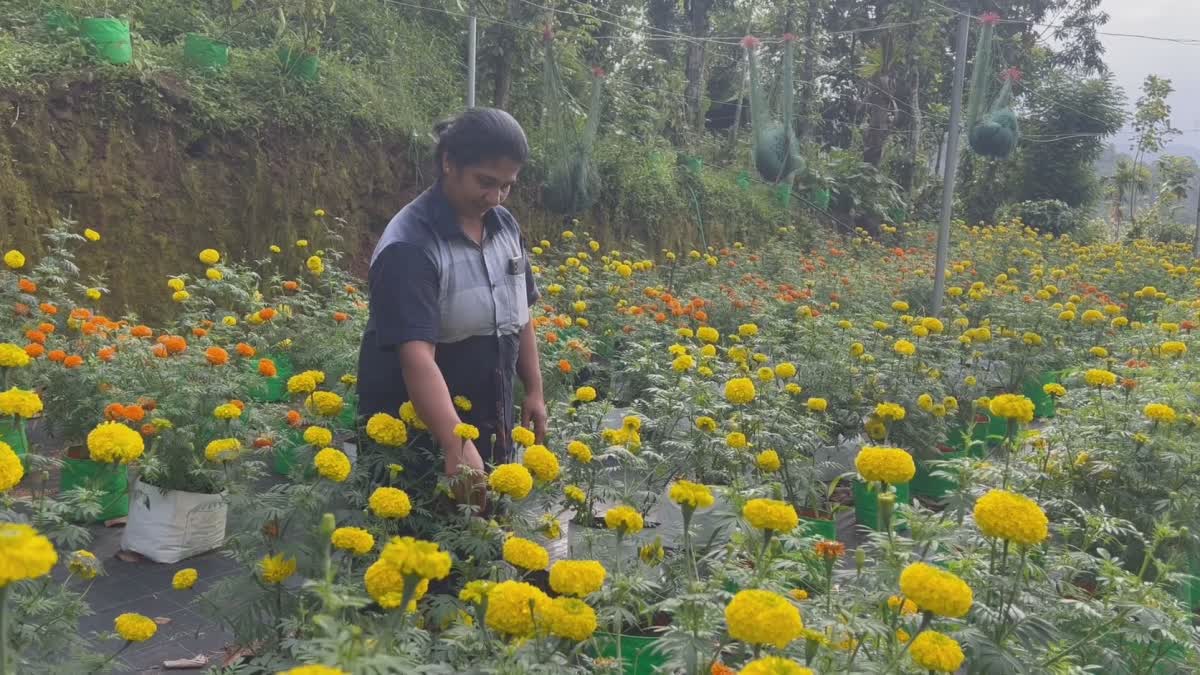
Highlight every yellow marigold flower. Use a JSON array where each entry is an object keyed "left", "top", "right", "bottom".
[
  {"left": 893, "top": 339, "right": 916, "bottom": 356},
  {"left": 269, "top": 245, "right": 282, "bottom": 254},
  {"left": 83, "top": 228, "right": 101, "bottom": 241},
  {"left": 0, "top": 344, "right": 31, "bottom": 368},
  {"left": 755, "top": 449, "right": 781, "bottom": 472},
  {"left": 639, "top": 537, "right": 665, "bottom": 565},
  {"left": 458, "top": 579, "right": 496, "bottom": 605},
  {"left": 789, "top": 589, "right": 809, "bottom": 601},
  {"left": 909, "top": 630, "right": 965, "bottom": 673},
  {"left": 920, "top": 317, "right": 944, "bottom": 334},
  {"left": 604, "top": 505, "right": 644, "bottom": 534},
  {"left": 674, "top": 354, "right": 697, "bottom": 372},
  {"left": 1089, "top": 346, "right": 1108, "bottom": 358},
  {"left": 724, "top": 589, "right": 803, "bottom": 649},
  {"left": 172, "top": 568, "right": 198, "bottom": 590},
  {"left": 572, "top": 385, "right": 598, "bottom": 404},
  {"left": 3, "top": 250, "right": 25, "bottom": 269},
  {"left": 743, "top": 498, "right": 798, "bottom": 532},
  {"left": 366, "top": 413, "right": 408, "bottom": 446},
  {"left": 695, "top": 416, "right": 718, "bottom": 432},
  {"left": 204, "top": 438, "right": 240, "bottom": 463},
  {"left": 503, "top": 536, "right": 549, "bottom": 571},
  {"left": 774, "top": 362, "right": 797, "bottom": 379},
  {"left": 874, "top": 402, "right": 906, "bottom": 421},
  {"left": 364, "top": 560, "right": 428, "bottom": 611},
  {"left": 314, "top": 448, "right": 351, "bottom": 482},
  {"left": 549, "top": 560, "right": 606, "bottom": 597},
  {"left": 888, "top": 594, "right": 917, "bottom": 615},
  {"left": 305, "top": 391, "right": 344, "bottom": 417},
  {"left": 669, "top": 480, "right": 715, "bottom": 510},
  {"left": 912, "top": 325, "right": 929, "bottom": 338},
  {"left": 287, "top": 373, "right": 318, "bottom": 395},
  {"left": 67, "top": 550, "right": 99, "bottom": 580},
  {"left": 700, "top": 344, "right": 717, "bottom": 358},
  {"left": 564, "top": 484, "right": 586, "bottom": 503},
  {"left": 541, "top": 596, "right": 597, "bottom": 641},
  {"left": 974, "top": 489, "right": 1049, "bottom": 546},
  {"left": 1043, "top": 383, "right": 1066, "bottom": 397},
  {"left": 511, "top": 425, "right": 536, "bottom": 447},
  {"left": 302, "top": 426, "right": 332, "bottom": 448},
  {"left": 917, "top": 393, "right": 934, "bottom": 411},
  {"left": 453, "top": 423, "right": 480, "bottom": 441},
  {"left": 567, "top": 440, "right": 592, "bottom": 463},
  {"left": 1160, "top": 341, "right": 1187, "bottom": 357},
  {"left": 899, "top": 562, "right": 973, "bottom": 618},
  {"left": 362, "top": 480, "right": 412, "bottom": 515},
  {"left": 206, "top": 268, "right": 223, "bottom": 281},
  {"left": 0, "top": 388, "right": 44, "bottom": 419},
  {"left": 485, "top": 580, "right": 550, "bottom": 637},
  {"left": 1081, "top": 309, "right": 1104, "bottom": 324},
  {"left": 726, "top": 432, "right": 749, "bottom": 449},
  {"left": 379, "top": 536, "right": 451, "bottom": 580},
  {"left": 0, "top": 524, "right": 56, "bottom": 587},
  {"left": 806, "top": 397, "right": 828, "bottom": 412},
  {"left": 87, "top": 421, "right": 146, "bottom": 464},
  {"left": 489, "top": 464, "right": 533, "bottom": 500},
  {"left": 1084, "top": 368, "right": 1116, "bottom": 388},
  {"left": 296, "top": 239, "right": 309, "bottom": 248},
  {"left": 1144, "top": 402, "right": 1177, "bottom": 423},
  {"left": 212, "top": 403, "right": 241, "bottom": 420},
  {"left": 697, "top": 326, "right": 720, "bottom": 344},
  {"left": 891, "top": 300, "right": 909, "bottom": 312},
  {"left": 738, "top": 323, "right": 759, "bottom": 337},
  {"left": 306, "top": 255, "right": 324, "bottom": 275},
  {"left": 738, "top": 657, "right": 813, "bottom": 675},
  {"left": 850, "top": 342, "right": 865, "bottom": 357},
  {"left": 724, "top": 377, "right": 756, "bottom": 405},
  {"left": 756, "top": 366, "right": 774, "bottom": 382},
  {"left": 198, "top": 249, "right": 220, "bottom": 265},
  {"left": 259, "top": 554, "right": 297, "bottom": 584},
  {"left": 166, "top": 277, "right": 185, "bottom": 292},
  {"left": 785, "top": 383, "right": 803, "bottom": 395},
  {"left": 114, "top": 613, "right": 157, "bottom": 642},
  {"left": 522, "top": 445, "right": 560, "bottom": 481},
  {"left": 0, "top": 442, "right": 23, "bottom": 492},
  {"left": 988, "top": 393, "right": 1034, "bottom": 423},
  {"left": 855, "top": 446, "right": 915, "bottom": 484}
]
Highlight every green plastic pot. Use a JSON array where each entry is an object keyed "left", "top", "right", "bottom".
[
  {"left": 81, "top": 18, "right": 132, "bottom": 65},
  {"left": 0, "top": 420, "right": 28, "bottom": 466},
  {"left": 853, "top": 481, "right": 910, "bottom": 531},
  {"left": 60, "top": 458, "right": 128, "bottom": 522},
  {"left": 337, "top": 393, "right": 358, "bottom": 430},
  {"left": 800, "top": 514, "right": 837, "bottom": 540},
  {"left": 946, "top": 416, "right": 991, "bottom": 457},
  {"left": 911, "top": 446, "right": 970, "bottom": 500},
  {"left": 273, "top": 426, "right": 304, "bottom": 476},
  {"left": 1177, "top": 556, "right": 1200, "bottom": 611},
  {"left": 810, "top": 187, "right": 831, "bottom": 210},
  {"left": 592, "top": 632, "right": 666, "bottom": 675},
  {"left": 183, "top": 33, "right": 229, "bottom": 71},
  {"left": 1022, "top": 371, "right": 1060, "bottom": 419},
  {"left": 277, "top": 45, "right": 319, "bottom": 81}
]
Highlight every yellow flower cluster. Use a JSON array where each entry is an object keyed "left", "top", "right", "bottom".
[
  {"left": 1160, "top": 340, "right": 1187, "bottom": 357},
  {"left": 604, "top": 505, "right": 644, "bottom": 534},
  {"left": 379, "top": 536, "right": 452, "bottom": 581},
  {"left": 973, "top": 489, "right": 1049, "bottom": 546},
  {"left": 204, "top": 438, "right": 241, "bottom": 463},
  {"left": 512, "top": 425, "right": 536, "bottom": 446},
  {"left": 1143, "top": 402, "right": 1176, "bottom": 423},
  {"left": 855, "top": 446, "right": 916, "bottom": 484},
  {"left": 303, "top": 426, "right": 333, "bottom": 447},
  {"left": 67, "top": 550, "right": 99, "bottom": 580},
  {"left": 909, "top": 630, "right": 965, "bottom": 672},
  {"left": 724, "top": 377, "right": 757, "bottom": 404},
  {"left": 287, "top": 372, "right": 318, "bottom": 394},
  {"left": 668, "top": 480, "right": 715, "bottom": 510},
  {"left": 806, "top": 397, "right": 828, "bottom": 412},
  {"left": 305, "top": 391, "right": 344, "bottom": 417},
  {"left": 898, "top": 562, "right": 973, "bottom": 618},
  {"left": 114, "top": 612, "right": 158, "bottom": 642},
  {"left": 541, "top": 596, "right": 598, "bottom": 641},
  {"left": 368, "top": 487, "right": 412, "bottom": 519},
  {"left": 458, "top": 579, "right": 495, "bottom": 605},
  {"left": 742, "top": 498, "right": 799, "bottom": 532},
  {"left": 502, "top": 536, "right": 550, "bottom": 571},
  {"left": 331, "top": 527, "right": 375, "bottom": 555},
  {"left": 549, "top": 560, "right": 606, "bottom": 597},
  {"left": 724, "top": 589, "right": 804, "bottom": 648},
  {"left": 259, "top": 554, "right": 297, "bottom": 584},
  {"left": 697, "top": 326, "right": 719, "bottom": 343},
  {"left": 0, "top": 344, "right": 30, "bottom": 368},
  {"left": 365, "top": 413, "right": 408, "bottom": 446},
  {"left": 893, "top": 339, "right": 916, "bottom": 356},
  {"left": 0, "top": 523, "right": 57, "bottom": 587},
  {"left": 399, "top": 401, "right": 427, "bottom": 430},
  {"left": 1043, "top": 383, "right": 1067, "bottom": 397},
  {"left": 364, "top": 561, "right": 429, "bottom": 611},
  {"left": 453, "top": 422, "right": 480, "bottom": 441},
  {"left": 523, "top": 445, "right": 560, "bottom": 481},
  {"left": 564, "top": 484, "right": 586, "bottom": 503},
  {"left": 313, "top": 447, "right": 351, "bottom": 482},
  {"left": 1084, "top": 368, "right": 1117, "bottom": 388},
  {"left": 738, "top": 658, "right": 813, "bottom": 675},
  {"left": 567, "top": 440, "right": 592, "bottom": 463},
  {"left": 726, "top": 432, "right": 749, "bottom": 449},
  {"left": 0, "top": 442, "right": 24, "bottom": 492},
  {"left": 0, "top": 388, "right": 42, "bottom": 418},
  {"left": 172, "top": 568, "right": 198, "bottom": 590},
  {"left": 212, "top": 403, "right": 241, "bottom": 420},
  {"left": 198, "top": 248, "right": 221, "bottom": 265},
  {"left": 485, "top": 580, "right": 550, "bottom": 636},
  {"left": 988, "top": 393, "right": 1034, "bottom": 423},
  {"left": 87, "top": 421, "right": 146, "bottom": 464},
  {"left": 874, "top": 402, "right": 906, "bottom": 421},
  {"left": 756, "top": 449, "right": 781, "bottom": 472},
  {"left": 574, "top": 386, "right": 597, "bottom": 402},
  {"left": 489, "top": 463, "right": 533, "bottom": 500}
]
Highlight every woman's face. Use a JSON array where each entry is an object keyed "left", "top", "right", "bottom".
[{"left": 442, "top": 157, "right": 522, "bottom": 220}]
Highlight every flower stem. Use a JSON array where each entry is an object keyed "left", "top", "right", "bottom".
[{"left": 0, "top": 586, "right": 10, "bottom": 675}]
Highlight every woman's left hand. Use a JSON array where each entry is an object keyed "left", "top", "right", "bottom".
[{"left": 521, "top": 391, "right": 549, "bottom": 443}]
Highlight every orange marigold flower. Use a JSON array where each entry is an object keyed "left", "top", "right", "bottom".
[
  {"left": 229, "top": 399, "right": 245, "bottom": 411},
  {"left": 283, "top": 281, "right": 300, "bottom": 292},
  {"left": 13, "top": 303, "right": 30, "bottom": 316},
  {"left": 695, "top": 310, "right": 708, "bottom": 322},
  {"left": 18, "top": 278, "right": 37, "bottom": 293},
  {"left": 205, "top": 346, "right": 229, "bottom": 365},
  {"left": 25, "top": 330, "right": 46, "bottom": 344},
  {"left": 286, "top": 410, "right": 302, "bottom": 427},
  {"left": 235, "top": 342, "right": 255, "bottom": 358},
  {"left": 63, "top": 354, "right": 83, "bottom": 368},
  {"left": 164, "top": 336, "right": 187, "bottom": 354},
  {"left": 815, "top": 540, "right": 846, "bottom": 560},
  {"left": 545, "top": 332, "right": 559, "bottom": 344},
  {"left": 192, "top": 327, "right": 208, "bottom": 338},
  {"left": 253, "top": 437, "right": 274, "bottom": 448},
  {"left": 1121, "top": 378, "right": 1137, "bottom": 391},
  {"left": 558, "top": 359, "right": 572, "bottom": 374},
  {"left": 38, "top": 322, "right": 54, "bottom": 334},
  {"left": 259, "top": 359, "right": 277, "bottom": 377},
  {"left": 151, "top": 344, "right": 168, "bottom": 358},
  {"left": 39, "top": 303, "right": 57, "bottom": 315},
  {"left": 138, "top": 397, "right": 157, "bottom": 412},
  {"left": 130, "top": 325, "right": 152, "bottom": 338},
  {"left": 333, "top": 312, "right": 349, "bottom": 322},
  {"left": 70, "top": 308, "right": 91, "bottom": 321},
  {"left": 105, "top": 403, "right": 126, "bottom": 420},
  {"left": 48, "top": 349, "right": 67, "bottom": 362},
  {"left": 710, "top": 663, "right": 736, "bottom": 675},
  {"left": 259, "top": 307, "right": 277, "bottom": 320},
  {"left": 98, "top": 346, "right": 116, "bottom": 362},
  {"left": 24, "top": 343, "right": 44, "bottom": 358},
  {"left": 141, "top": 423, "right": 157, "bottom": 437},
  {"left": 123, "top": 405, "right": 146, "bottom": 422},
  {"left": 344, "top": 284, "right": 358, "bottom": 294}
]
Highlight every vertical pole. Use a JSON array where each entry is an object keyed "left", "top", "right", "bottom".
[
  {"left": 931, "top": 10, "right": 971, "bottom": 316},
  {"left": 1192, "top": 175, "right": 1200, "bottom": 257},
  {"left": 467, "top": 13, "right": 477, "bottom": 108}
]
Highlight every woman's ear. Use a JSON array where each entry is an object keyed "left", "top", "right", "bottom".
[{"left": 441, "top": 156, "right": 454, "bottom": 178}]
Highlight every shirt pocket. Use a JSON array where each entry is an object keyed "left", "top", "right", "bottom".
[{"left": 504, "top": 267, "right": 530, "bottom": 327}]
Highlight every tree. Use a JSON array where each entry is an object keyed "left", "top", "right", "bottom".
[
  {"left": 1128, "top": 75, "right": 1180, "bottom": 224},
  {"left": 1108, "top": 157, "right": 1150, "bottom": 237}
]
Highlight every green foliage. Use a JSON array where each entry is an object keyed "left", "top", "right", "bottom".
[{"left": 996, "top": 199, "right": 1078, "bottom": 236}]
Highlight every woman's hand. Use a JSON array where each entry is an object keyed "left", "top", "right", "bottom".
[
  {"left": 522, "top": 391, "right": 549, "bottom": 443},
  {"left": 445, "top": 439, "right": 486, "bottom": 506}
]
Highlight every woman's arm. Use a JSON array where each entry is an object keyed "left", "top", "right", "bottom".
[
  {"left": 517, "top": 321, "right": 547, "bottom": 442},
  {"left": 399, "top": 342, "right": 484, "bottom": 484}
]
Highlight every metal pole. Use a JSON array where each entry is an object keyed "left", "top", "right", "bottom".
[
  {"left": 467, "top": 14, "right": 477, "bottom": 108},
  {"left": 1192, "top": 175, "right": 1200, "bottom": 257},
  {"left": 931, "top": 11, "right": 971, "bottom": 316}
]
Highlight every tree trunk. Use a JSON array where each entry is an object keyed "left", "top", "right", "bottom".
[
  {"left": 490, "top": 0, "right": 520, "bottom": 111},
  {"left": 905, "top": 0, "right": 923, "bottom": 202},
  {"left": 798, "top": 0, "right": 819, "bottom": 141},
  {"left": 647, "top": 0, "right": 677, "bottom": 63},
  {"left": 683, "top": 0, "right": 713, "bottom": 131}
]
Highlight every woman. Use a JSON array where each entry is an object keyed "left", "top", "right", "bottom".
[{"left": 356, "top": 108, "right": 546, "bottom": 503}]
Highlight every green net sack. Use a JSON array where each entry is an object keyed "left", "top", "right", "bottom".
[
  {"left": 965, "top": 14, "right": 1019, "bottom": 160},
  {"left": 542, "top": 30, "right": 605, "bottom": 217},
  {"left": 743, "top": 35, "right": 804, "bottom": 185}
]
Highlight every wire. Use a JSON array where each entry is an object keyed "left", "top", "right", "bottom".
[{"left": 926, "top": 0, "right": 1200, "bottom": 46}]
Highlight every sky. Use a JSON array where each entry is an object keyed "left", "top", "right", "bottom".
[{"left": 1100, "top": 0, "right": 1200, "bottom": 153}]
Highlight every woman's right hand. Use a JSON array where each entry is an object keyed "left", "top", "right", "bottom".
[{"left": 445, "top": 440, "right": 487, "bottom": 506}]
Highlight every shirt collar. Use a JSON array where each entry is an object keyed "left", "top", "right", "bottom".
[{"left": 426, "top": 180, "right": 503, "bottom": 242}]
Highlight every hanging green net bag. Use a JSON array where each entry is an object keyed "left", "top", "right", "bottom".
[
  {"left": 966, "top": 13, "right": 1019, "bottom": 160},
  {"left": 743, "top": 35, "right": 804, "bottom": 185},
  {"left": 542, "top": 29, "right": 605, "bottom": 217}
]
